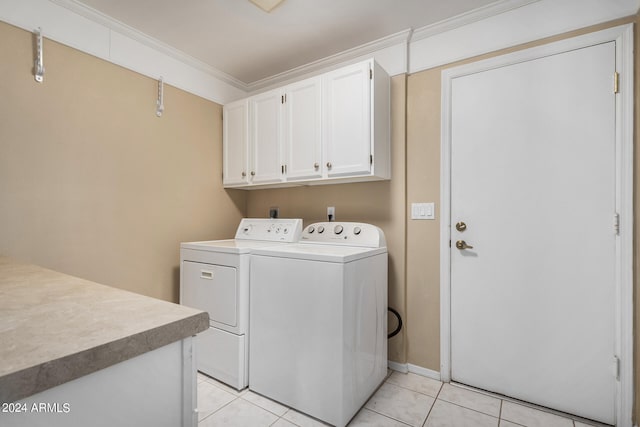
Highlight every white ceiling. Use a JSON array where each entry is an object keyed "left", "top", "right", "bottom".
[{"left": 72, "top": 0, "right": 499, "bottom": 85}]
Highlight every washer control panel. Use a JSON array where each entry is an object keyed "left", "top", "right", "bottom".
[
  {"left": 234, "top": 218, "right": 303, "bottom": 242},
  {"left": 300, "top": 222, "right": 386, "bottom": 248}
]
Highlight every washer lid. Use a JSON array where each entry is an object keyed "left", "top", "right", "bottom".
[
  {"left": 180, "top": 239, "right": 291, "bottom": 254},
  {"left": 251, "top": 244, "right": 387, "bottom": 263}
]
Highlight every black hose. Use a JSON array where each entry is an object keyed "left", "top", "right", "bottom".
[{"left": 387, "top": 307, "right": 403, "bottom": 339}]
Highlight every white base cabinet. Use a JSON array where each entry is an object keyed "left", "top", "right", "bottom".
[
  {"left": 223, "top": 59, "right": 390, "bottom": 189},
  {"left": 2, "top": 340, "right": 197, "bottom": 427}
]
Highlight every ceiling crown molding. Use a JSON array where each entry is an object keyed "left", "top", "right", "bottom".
[
  {"left": 49, "top": 0, "right": 248, "bottom": 91},
  {"left": 247, "top": 29, "right": 412, "bottom": 92},
  {"left": 45, "top": 0, "right": 549, "bottom": 97},
  {"left": 411, "top": 0, "right": 542, "bottom": 41}
]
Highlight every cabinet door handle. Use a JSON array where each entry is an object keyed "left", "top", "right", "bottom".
[
  {"left": 200, "top": 270, "right": 214, "bottom": 280},
  {"left": 250, "top": 171, "right": 256, "bottom": 176},
  {"left": 241, "top": 171, "right": 246, "bottom": 177},
  {"left": 326, "top": 162, "right": 332, "bottom": 169},
  {"left": 314, "top": 162, "right": 319, "bottom": 170}
]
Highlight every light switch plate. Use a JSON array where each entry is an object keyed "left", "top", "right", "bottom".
[{"left": 411, "top": 202, "right": 435, "bottom": 220}]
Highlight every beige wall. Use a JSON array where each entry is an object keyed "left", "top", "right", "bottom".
[
  {"left": 0, "top": 21, "right": 246, "bottom": 302},
  {"left": 246, "top": 75, "right": 408, "bottom": 363}
]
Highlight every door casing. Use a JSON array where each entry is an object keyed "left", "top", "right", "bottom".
[{"left": 439, "top": 24, "right": 634, "bottom": 426}]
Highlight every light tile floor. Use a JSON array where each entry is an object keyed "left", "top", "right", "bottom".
[{"left": 196, "top": 371, "right": 609, "bottom": 427}]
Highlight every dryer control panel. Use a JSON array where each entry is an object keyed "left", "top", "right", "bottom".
[
  {"left": 300, "top": 222, "right": 386, "bottom": 248},
  {"left": 234, "top": 218, "right": 302, "bottom": 242}
]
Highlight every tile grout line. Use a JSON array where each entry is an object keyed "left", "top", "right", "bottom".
[
  {"left": 239, "top": 394, "right": 289, "bottom": 418},
  {"left": 363, "top": 406, "right": 417, "bottom": 427},
  {"left": 434, "top": 398, "right": 501, "bottom": 422},
  {"left": 385, "top": 375, "right": 444, "bottom": 399},
  {"left": 421, "top": 382, "right": 445, "bottom": 426},
  {"left": 197, "top": 394, "right": 240, "bottom": 424},
  {"left": 357, "top": 407, "right": 414, "bottom": 427},
  {"left": 451, "top": 382, "right": 597, "bottom": 426}
]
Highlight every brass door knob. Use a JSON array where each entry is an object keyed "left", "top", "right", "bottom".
[
  {"left": 455, "top": 222, "right": 467, "bottom": 232},
  {"left": 326, "top": 162, "right": 332, "bottom": 169},
  {"left": 455, "top": 240, "right": 474, "bottom": 250}
]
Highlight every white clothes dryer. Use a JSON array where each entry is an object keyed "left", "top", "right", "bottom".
[
  {"left": 249, "top": 222, "right": 388, "bottom": 427},
  {"left": 180, "top": 218, "right": 302, "bottom": 390}
]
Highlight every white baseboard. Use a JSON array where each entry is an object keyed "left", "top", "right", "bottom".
[
  {"left": 387, "top": 361, "right": 442, "bottom": 382},
  {"left": 387, "top": 360, "right": 408, "bottom": 373}
]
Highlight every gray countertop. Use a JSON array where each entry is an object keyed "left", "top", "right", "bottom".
[{"left": 0, "top": 256, "right": 208, "bottom": 403}]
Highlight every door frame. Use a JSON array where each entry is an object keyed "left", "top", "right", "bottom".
[{"left": 439, "top": 25, "right": 634, "bottom": 426}]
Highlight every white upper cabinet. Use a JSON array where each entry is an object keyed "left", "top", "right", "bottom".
[
  {"left": 222, "top": 59, "right": 390, "bottom": 189},
  {"left": 249, "top": 89, "right": 284, "bottom": 185},
  {"left": 222, "top": 99, "right": 249, "bottom": 187},
  {"left": 323, "top": 61, "right": 372, "bottom": 178},
  {"left": 284, "top": 77, "right": 323, "bottom": 181}
]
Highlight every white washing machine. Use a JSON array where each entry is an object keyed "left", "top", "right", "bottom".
[
  {"left": 249, "top": 222, "right": 388, "bottom": 427},
  {"left": 180, "top": 218, "right": 302, "bottom": 390}
]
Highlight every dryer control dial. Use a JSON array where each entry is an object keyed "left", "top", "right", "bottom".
[{"left": 298, "top": 222, "right": 385, "bottom": 247}]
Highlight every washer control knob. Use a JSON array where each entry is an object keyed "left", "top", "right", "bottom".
[
  {"left": 307, "top": 226, "right": 315, "bottom": 234},
  {"left": 317, "top": 225, "right": 325, "bottom": 234},
  {"left": 353, "top": 226, "right": 362, "bottom": 235},
  {"left": 334, "top": 225, "right": 344, "bottom": 235}
]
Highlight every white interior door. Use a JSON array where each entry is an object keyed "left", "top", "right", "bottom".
[{"left": 449, "top": 42, "right": 616, "bottom": 424}]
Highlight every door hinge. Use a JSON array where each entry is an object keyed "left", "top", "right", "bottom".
[
  {"left": 613, "top": 213, "right": 620, "bottom": 235},
  {"left": 369, "top": 68, "right": 373, "bottom": 80},
  {"left": 449, "top": 240, "right": 451, "bottom": 248},
  {"left": 370, "top": 154, "right": 373, "bottom": 165},
  {"left": 614, "top": 72, "right": 619, "bottom": 94},
  {"left": 614, "top": 356, "right": 620, "bottom": 380}
]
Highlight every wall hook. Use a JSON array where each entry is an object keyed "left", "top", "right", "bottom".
[
  {"left": 156, "top": 77, "right": 164, "bottom": 117},
  {"left": 34, "top": 27, "right": 45, "bottom": 83}
]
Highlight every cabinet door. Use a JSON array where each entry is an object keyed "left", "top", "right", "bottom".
[
  {"left": 323, "top": 61, "right": 372, "bottom": 177},
  {"left": 250, "top": 89, "right": 284, "bottom": 184},
  {"left": 223, "top": 99, "right": 249, "bottom": 186},
  {"left": 283, "top": 77, "right": 322, "bottom": 181}
]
